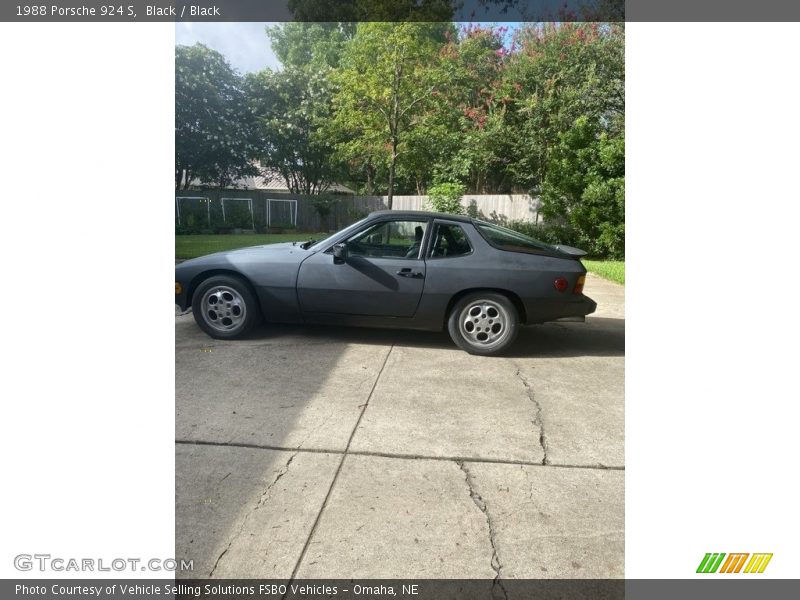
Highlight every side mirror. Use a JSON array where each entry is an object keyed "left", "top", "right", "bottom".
[{"left": 333, "top": 243, "right": 348, "bottom": 264}]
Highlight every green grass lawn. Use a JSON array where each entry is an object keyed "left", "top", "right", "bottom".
[
  {"left": 176, "top": 233, "right": 328, "bottom": 259},
  {"left": 582, "top": 260, "right": 625, "bottom": 285}
]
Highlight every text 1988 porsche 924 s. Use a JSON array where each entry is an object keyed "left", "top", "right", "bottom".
[{"left": 175, "top": 210, "right": 596, "bottom": 355}]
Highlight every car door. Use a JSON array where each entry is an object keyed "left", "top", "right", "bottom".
[{"left": 297, "top": 218, "right": 429, "bottom": 317}]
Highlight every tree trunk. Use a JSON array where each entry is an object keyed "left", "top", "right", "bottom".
[
  {"left": 386, "top": 52, "right": 403, "bottom": 211},
  {"left": 365, "top": 163, "right": 374, "bottom": 195},
  {"left": 387, "top": 136, "right": 399, "bottom": 209}
]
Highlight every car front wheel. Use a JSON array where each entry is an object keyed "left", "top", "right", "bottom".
[
  {"left": 447, "top": 292, "right": 519, "bottom": 356},
  {"left": 192, "top": 275, "right": 261, "bottom": 339}
]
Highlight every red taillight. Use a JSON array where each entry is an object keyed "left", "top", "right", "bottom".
[
  {"left": 574, "top": 275, "right": 586, "bottom": 294},
  {"left": 554, "top": 277, "right": 569, "bottom": 292}
]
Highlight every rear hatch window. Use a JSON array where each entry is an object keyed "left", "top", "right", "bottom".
[{"left": 475, "top": 222, "right": 562, "bottom": 256}]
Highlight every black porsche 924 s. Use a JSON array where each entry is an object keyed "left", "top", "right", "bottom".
[{"left": 175, "top": 210, "right": 596, "bottom": 355}]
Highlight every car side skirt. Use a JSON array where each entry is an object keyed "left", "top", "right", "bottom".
[{"left": 302, "top": 312, "right": 442, "bottom": 332}]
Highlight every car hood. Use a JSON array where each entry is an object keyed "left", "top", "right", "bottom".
[
  {"left": 224, "top": 241, "right": 306, "bottom": 256},
  {"left": 177, "top": 242, "right": 314, "bottom": 269}
]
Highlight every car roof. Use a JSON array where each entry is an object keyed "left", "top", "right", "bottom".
[{"left": 368, "top": 209, "right": 474, "bottom": 223}]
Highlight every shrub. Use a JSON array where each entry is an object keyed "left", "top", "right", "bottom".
[
  {"left": 312, "top": 195, "right": 338, "bottom": 229},
  {"left": 506, "top": 221, "right": 579, "bottom": 248},
  {"left": 220, "top": 201, "right": 255, "bottom": 229},
  {"left": 540, "top": 117, "right": 625, "bottom": 260},
  {"left": 426, "top": 182, "right": 466, "bottom": 215},
  {"left": 176, "top": 222, "right": 210, "bottom": 235}
]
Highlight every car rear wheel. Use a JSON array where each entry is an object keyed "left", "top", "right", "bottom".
[
  {"left": 192, "top": 275, "right": 261, "bottom": 339},
  {"left": 447, "top": 292, "right": 519, "bottom": 356}
]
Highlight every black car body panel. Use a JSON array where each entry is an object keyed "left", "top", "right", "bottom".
[{"left": 175, "top": 211, "right": 597, "bottom": 331}]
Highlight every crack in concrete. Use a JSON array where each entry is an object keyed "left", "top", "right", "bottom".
[
  {"left": 208, "top": 451, "right": 298, "bottom": 577},
  {"left": 176, "top": 439, "right": 625, "bottom": 471},
  {"left": 458, "top": 461, "right": 508, "bottom": 600},
  {"left": 513, "top": 365, "right": 550, "bottom": 465},
  {"left": 256, "top": 452, "right": 297, "bottom": 508}
]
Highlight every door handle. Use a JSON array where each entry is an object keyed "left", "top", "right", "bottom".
[{"left": 396, "top": 268, "right": 424, "bottom": 279}]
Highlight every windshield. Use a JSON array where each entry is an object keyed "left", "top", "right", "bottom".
[
  {"left": 307, "top": 216, "right": 371, "bottom": 251},
  {"left": 475, "top": 221, "right": 561, "bottom": 255}
]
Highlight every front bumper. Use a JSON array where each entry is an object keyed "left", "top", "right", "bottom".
[{"left": 175, "top": 281, "right": 190, "bottom": 311}]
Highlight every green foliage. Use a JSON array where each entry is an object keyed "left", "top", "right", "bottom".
[
  {"left": 311, "top": 194, "right": 339, "bottom": 229},
  {"left": 220, "top": 201, "right": 255, "bottom": 230},
  {"left": 503, "top": 23, "right": 624, "bottom": 193},
  {"left": 426, "top": 182, "right": 466, "bottom": 214},
  {"left": 329, "top": 22, "right": 452, "bottom": 205},
  {"left": 175, "top": 44, "right": 256, "bottom": 189},
  {"left": 267, "top": 22, "right": 353, "bottom": 71},
  {"left": 240, "top": 24, "right": 358, "bottom": 195},
  {"left": 426, "top": 25, "right": 514, "bottom": 193},
  {"left": 505, "top": 221, "right": 579, "bottom": 248},
  {"left": 245, "top": 65, "right": 340, "bottom": 194},
  {"left": 541, "top": 115, "right": 624, "bottom": 258},
  {"left": 241, "top": 24, "right": 358, "bottom": 195},
  {"left": 175, "top": 223, "right": 210, "bottom": 236}
]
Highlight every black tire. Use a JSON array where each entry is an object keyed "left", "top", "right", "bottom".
[
  {"left": 447, "top": 292, "right": 519, "bottom": 356},
  {"left": 191, "top": 275, "right": 262, "bottom": 340}
]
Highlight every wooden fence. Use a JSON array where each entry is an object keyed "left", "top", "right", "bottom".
[{"left": 390, "top": 194, "right": 542, "bottom": 225}]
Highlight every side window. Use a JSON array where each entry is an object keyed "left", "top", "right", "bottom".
[
  {"left": 346, "top": 220, "right": 428, "bottom": 259},
  {"left": 428, "top": 223, "right": 473, "bottom": 258},
  {"left": 475, "top": 222, "right": 556, "bottom": 255}
]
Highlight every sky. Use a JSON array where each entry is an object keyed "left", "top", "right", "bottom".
[
  {"left": 175, "top": 22, "right": 281, "bottom": 74},
  {"left": 175, "top": 22, "right": 521, "bottom": 75}
]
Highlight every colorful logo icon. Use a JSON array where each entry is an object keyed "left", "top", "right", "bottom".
[{"left": 697, "top": 553, "right": 772, "bottom": 574}]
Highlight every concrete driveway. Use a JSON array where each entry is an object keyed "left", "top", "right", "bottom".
[{"left": 175, "top": 274, "right": 624, "bottom": 581}]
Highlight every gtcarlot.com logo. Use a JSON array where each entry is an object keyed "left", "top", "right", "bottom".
[
  {"left": 696, "top": 553, "right": 773, "bottom": 574},
  {"left": 14, "top": 554, "right": 193, "bottom": 572}
]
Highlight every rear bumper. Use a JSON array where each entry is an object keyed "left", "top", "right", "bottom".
[
  {"left": 573, "top": 294, "right": 597, "bottom": 316},
  {"left": 523, "top": 294, "right": 597, "bottom": 324}
]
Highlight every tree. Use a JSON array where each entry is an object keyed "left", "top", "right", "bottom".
[
  {"left": 242, "top": 24, "right": 352, "bottom": 195},
  {"left": 541, "top": 116, "right": 625, "bottom": 258},
  {"left": 425, "top": 24, "right": 515, "bottom": 193},
  {"left": 503, "top": 23, "right": 624, "bottom": 193},
  {"left": 330, "top": 22, "right": 449, "bottom": 207},
  {"left": 274, "top": 23, "right": 375, "bottom": 193},
  {"left": 267, "top": 22, "right": 354, "bottom": 71},
  {"left": 495, "top": 23, "right": 625, "bottom": 257},
  {"left": 245, "top": 66, "right": 340, "bottom": 194},
  {"left": 426, "top": 182, "right": 466, "bottom": 214},
  {"left": 175, "top": 44, "right": 256, "bottom": 189}
]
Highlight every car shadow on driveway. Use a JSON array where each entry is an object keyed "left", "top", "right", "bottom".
[{"left": 175, "top": 322, "right": 393, "bottom": 578}]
